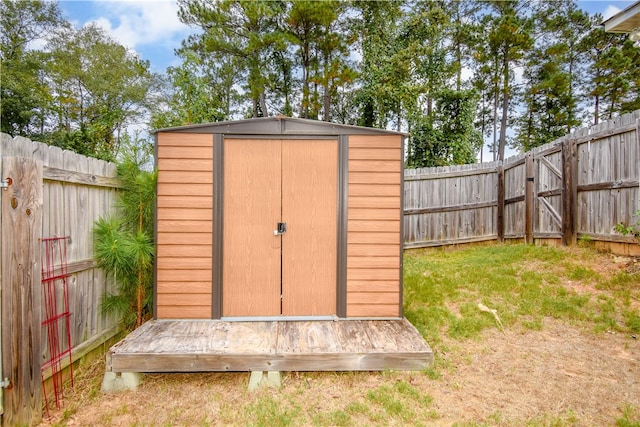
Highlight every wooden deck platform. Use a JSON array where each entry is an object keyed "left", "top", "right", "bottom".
[{"left": 106, "top": 319, "right": 433, "bottom": 372}]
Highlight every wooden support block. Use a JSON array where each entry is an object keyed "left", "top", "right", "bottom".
[{"left": 248, "top": 371, "right": 281, "bottom": 391}]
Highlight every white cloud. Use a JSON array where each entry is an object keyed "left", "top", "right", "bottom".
[
  {"left": 602, "top": 5, "right": 622, "bottom": 21},
  {"left": 86, "top": 1, "right": 192, "bottom": 50}
]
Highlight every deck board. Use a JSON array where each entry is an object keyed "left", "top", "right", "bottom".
[{"left": 107, "top": 319, "right": 432, "bottom": 372}]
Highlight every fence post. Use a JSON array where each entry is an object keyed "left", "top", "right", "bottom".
[
  {"left": 525, "top": 153, "right": 534, "bottom": 244},
  {"left": 497, "top": 164, "right": 505, "bottom": 242},
  {"left": 562, "top": 139, "right": 577, "bottom": 246},
  {"left": 1, "top": 157, "right": 43, "bottom": 426}
]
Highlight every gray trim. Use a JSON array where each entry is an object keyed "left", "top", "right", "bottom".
[
  {"left": 153, "top": 133, "right": 158, "bottom": 320},
  {"left": 399, "top": 136, "right": 406, "bottom": 318},
  {"left": 152, "top": 116, "right": 408, "bottom": 137},
  {"left": 336, "top": 135, "right": 349, "bottom": 318},
  {"left": 212, "top": 134, "right": 224, "bottom": 319},
  {"left": 221, "top": 315, "right": 338, "bottom": 322},
  {"left": 222, "top": 134, "right": 340, "bottom": 140}
]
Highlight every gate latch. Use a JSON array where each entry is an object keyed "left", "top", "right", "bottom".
[
  {"left": 273, "top": 222, "right": 287, "bottom": 236},
  {"left": 0, "top": 178, "right": 11, "bottom": 190}
]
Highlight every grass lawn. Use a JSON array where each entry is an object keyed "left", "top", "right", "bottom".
[{"left": 42, "top": 244, "right": 640, "bottom": 427}]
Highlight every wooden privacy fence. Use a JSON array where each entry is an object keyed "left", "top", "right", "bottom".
[
  {"left": 0, "top": 134, "right": 120, "bottom": 425},
  {"left": 404, "top": 110, "right": 640, "bottom": 254}
]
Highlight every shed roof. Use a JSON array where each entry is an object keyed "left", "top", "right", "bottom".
[
  {"left": 602, "top": 1, "right": 640, "bottom": 33},
  {"left": 152, "top": 116, "right": 408, "bottom": 137}
]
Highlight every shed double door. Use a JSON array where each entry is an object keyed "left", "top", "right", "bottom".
[{"left": 222, "top": 139, "right": 338, "bottom": 317}]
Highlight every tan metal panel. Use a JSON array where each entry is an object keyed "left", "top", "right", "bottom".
[
  {"left": 156, "top": 132, "right": 214, "bottom": 319},
  {"left": 156, "top": 132, "right": 214, "bottom": 147},
  {"left": 157, "top": 171, "right": 213, "bottom": 184},
  {"left": 158, "top": 269, "right": 212, "bottom": 282},
  {"left": 346, "top": 304, "right": 400, "bottom": 317},
  {"left": 281, "top": 139, "right": 338, "bottom": 316},
  {"left": 157, "top": 232, "right": 212, "bottom": 245},
  {"left": 349, "top": 148, "right": 402, "bottom": 160},
  {"left": 156, "top": 305, "right": 212, "bottom": 319},
  {"left": 157, "top": 282, "right": 212, "bottom": 294},
  {"left": 223, "top": 139, "right": 281, "bottom": 316},
  {"left": 348, "top": 134, "right": 403, "bottom": 149},
  {"left": 349, "top": 184, "right": 401, "bottom": 197},
  {"left": 157, "top": 146, "right": 213, "bottom": 159}
]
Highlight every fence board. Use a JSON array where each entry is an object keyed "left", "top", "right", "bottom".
[
  {"left": 0, "top": 134, "right": 120, "bottom": 425},
  {"left": 1, "top": 157, "right": 43, "bottom": 425},
  {"left": 404, "top": 110, "right": 640, "bottom": 250}
]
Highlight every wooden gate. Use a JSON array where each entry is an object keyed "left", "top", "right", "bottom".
[
  {"left": 532, "top": 140, "right": 576, "bottom": 245},
  {"left": 223, "top": 139, "right": 338, "bottom": 317},
  {"left": 533, "top": 146, "right": 564, "bottom": 239}
]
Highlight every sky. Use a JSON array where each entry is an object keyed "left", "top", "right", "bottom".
[{"left": 58, "top": 0, "right": 637, "bottom": 75}]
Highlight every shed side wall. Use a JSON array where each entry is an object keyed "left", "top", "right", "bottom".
[
  {"left": 156, "top": 132, "right": 213, "bottom": 319},
  {"left": 346, "top": 134, "right": 402, "bottom": 317}
]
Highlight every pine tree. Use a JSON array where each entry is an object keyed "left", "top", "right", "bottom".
[{"left": 93, "top": 140, "right": 156, "bottom": 330}]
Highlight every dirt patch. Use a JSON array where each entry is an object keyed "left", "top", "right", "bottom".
[{"left": 431, "top": 320, "right": 639, "bottom": 425}]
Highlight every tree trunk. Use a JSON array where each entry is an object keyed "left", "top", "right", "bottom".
[
  {"left": 498, "top": 53, "right": 509, "bottom": 161},
  {"left": 260, "top": 92, "right": 268, "bottom": 117},
  {"left": 492, "top": 78, "right": 499, "bottom": 161},
  {"left": 323, "top": 50, "right": 331, "bottom": 122}
]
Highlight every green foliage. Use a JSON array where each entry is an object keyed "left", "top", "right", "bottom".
[
  {"left": 406, "top": 89, "right": 483, "bottom": 167},
  {"left": 93, "top": 140, "right": 157, "bottom": 330},
  {"left": 0, "top": 0, "right": 67, "bottom": 136},
  {"left": 516, "top": 1, "right": 589, "bottom": 151},
  {"left": 1, "top": 2, "right": 159, "bottom": 160},
  {"left": 45, "top": 24, "right": 159, "bottom": 158},
  {"left": 4, "top": 0, "right": 640, "bottom": 167},
  {"left": 615, "top": 210, "right": 640, "bottom": 240},
  {"left": 616, "top": 404, "right": 640, "bottom": 427},
  {"left": 150, "top": 50, "right": 231, "bottom": 129}
]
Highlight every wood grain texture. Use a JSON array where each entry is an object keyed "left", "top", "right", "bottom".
[
  {"left": 346, "top": 134, "right": 403, "bottom": 318},
  {"left": 157, "top": 245, "right": 212, "bottom": 258},
  {"left": 157, "top": 208, "right": 212, "bottom": 221},
  {"left": 157, "top": 146, "right": 213, "bottom": 159},
  {"left": 347, "top": 292, "right": 399, "bottom": 304},
  {"left": 157, "top": 171, "right": 213, "bottom": 184},
  {"left": 157, "top": 220, "right": 212, "bottom": 233},
  {"left": 281, "top": 139, "right": 337, "bottom": 316},
  {"left": 157, "top": 282, "right": 212, "bottom": 294},
  {"left": 155, "top": 306, "right": 212, "bottom": 319},
  {"left": 106, "top": 319, "right": 432, "bottom": 372},
  {"left": 157, "top": 269, "right": 212, "bottom": 282},
  {"left": 157, "top": 196, "right": 213, "bottom": 209},
  {"left": 1, "top": 157, "right": 43, "bottom": 425},
  {"left": 157, "top": 158, "right": 214, "bottom": 171},
  {"left": 346, "top": 304, "right": 400, "bottom": 317},
  {"left": 223, "top": 139, "right": 281, "bottom": 317},
  {"left": 156, "top": 132, "right": 214, "bottom": 147},
  {"left": 157, "top": 293, "right": 212, "bottom": 306},
  {"left": 347, "top": 244, "right": 399, "bottom": 257},
  {"left": 157, "top": 232, "right": 212, "bottom": 245}
]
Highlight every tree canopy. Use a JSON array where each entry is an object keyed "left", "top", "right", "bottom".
[{"left": 2, "top": 0, "right": 639, "bottom": 166}]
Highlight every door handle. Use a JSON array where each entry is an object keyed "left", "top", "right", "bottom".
[{"left": 273, "top": 222, "right": 287, "bottom": 236}]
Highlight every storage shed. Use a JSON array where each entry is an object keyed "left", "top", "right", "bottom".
[{"left": 153, "top": 117, "right": 405, "bottom": 321}]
